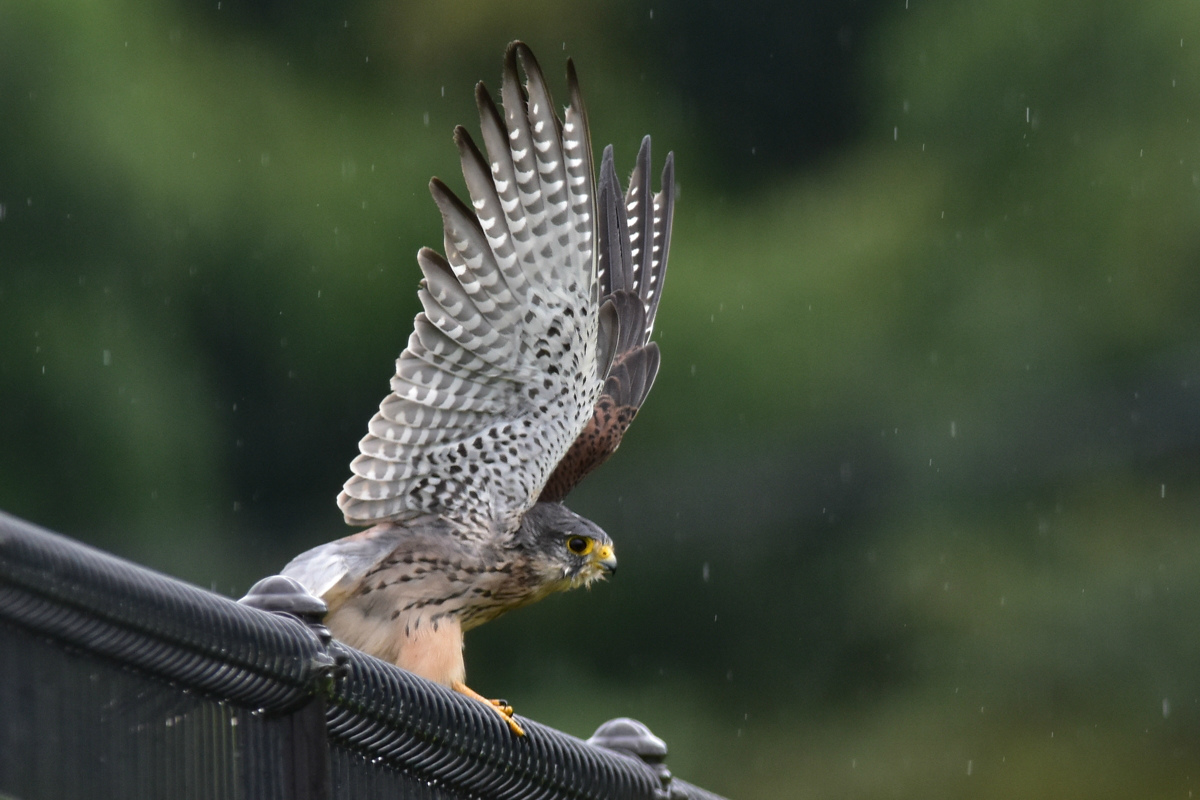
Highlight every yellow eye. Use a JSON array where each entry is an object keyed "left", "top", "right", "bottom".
[{"left": 566, "top": 536, "right": 593, "bottom": 556}]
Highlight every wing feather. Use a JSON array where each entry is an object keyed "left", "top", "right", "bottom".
[
  {"left": 539, "top": 137, "right": 675, "bottom": 502},
  {"left": 339, "top": 41, "right": 600, "bottom": 530},
  {"left": 644, "top": 148, "right": 675, "bottom": 336}
]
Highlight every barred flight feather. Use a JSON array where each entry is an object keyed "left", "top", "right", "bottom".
[
  {"left": 338, "top": 41, "right": 601, "bottom": 531},
  {"left": 538, "top": 134, "right": 676, "bottom": 503}
]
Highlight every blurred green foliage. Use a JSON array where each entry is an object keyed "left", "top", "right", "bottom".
[{"left": 4, "top": 0, "right": 1200, "bottom": 796}]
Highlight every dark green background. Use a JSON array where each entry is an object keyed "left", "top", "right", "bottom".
[{"left": 4, "top": 0, "right": 1200, "bottom": 796}]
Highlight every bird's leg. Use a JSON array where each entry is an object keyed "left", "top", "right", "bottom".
[{"left": 451, "top": 680, "right": 526, "bottom": 736}]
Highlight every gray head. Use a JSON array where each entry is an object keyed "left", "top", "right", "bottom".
[{"left": 514, "top": 501, "right": 617, "bottom": 589}]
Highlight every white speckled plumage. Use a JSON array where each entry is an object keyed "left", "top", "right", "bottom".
[{"left": 338, "top": 44, "right": 601, "bottom": 534}]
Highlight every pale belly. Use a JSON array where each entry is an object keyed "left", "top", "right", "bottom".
[{"left": 325, "top": 601, "right": 466, "bottom": 686}]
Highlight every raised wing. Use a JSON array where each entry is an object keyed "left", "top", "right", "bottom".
[
  {"left": 539, "top": 137, "right": 675, "bottom": 503},
  {"left": 338, "top": 42, "right": 618, "bottom": 532}
]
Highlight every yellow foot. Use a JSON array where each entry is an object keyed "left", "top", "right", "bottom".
[{"left": 451, "top": 680, "right": 526, "bottom": 736}]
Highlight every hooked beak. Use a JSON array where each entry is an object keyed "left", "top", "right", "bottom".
[{"left": 593, "top": 543, "right": 617, "bottom": 576}]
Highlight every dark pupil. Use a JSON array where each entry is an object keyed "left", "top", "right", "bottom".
[{"left": 569, "top": 537, "right": 587, "bottom": 553}]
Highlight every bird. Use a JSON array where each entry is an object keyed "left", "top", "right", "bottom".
[{"left": 281, "top": 41, "right": 675, "bottom": 736}]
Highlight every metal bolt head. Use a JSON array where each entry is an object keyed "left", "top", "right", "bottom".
[
  {"left": 587, "top": 717, "right": 669, "bottom": 763},
  {"left": 238, "top": 575, "right": 327, "bottom": 621}
]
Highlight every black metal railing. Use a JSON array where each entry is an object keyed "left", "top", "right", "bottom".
[{"left": 0, "top": 510, "right": 725, "bottom": 800}]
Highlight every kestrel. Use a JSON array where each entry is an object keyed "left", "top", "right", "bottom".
[{"left": 282, "top": 42, "right": 675, "bottom": 735}]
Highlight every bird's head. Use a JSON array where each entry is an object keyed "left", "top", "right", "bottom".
[{"left": 516, "top": 501, "right": 617, "bottom": 591}]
